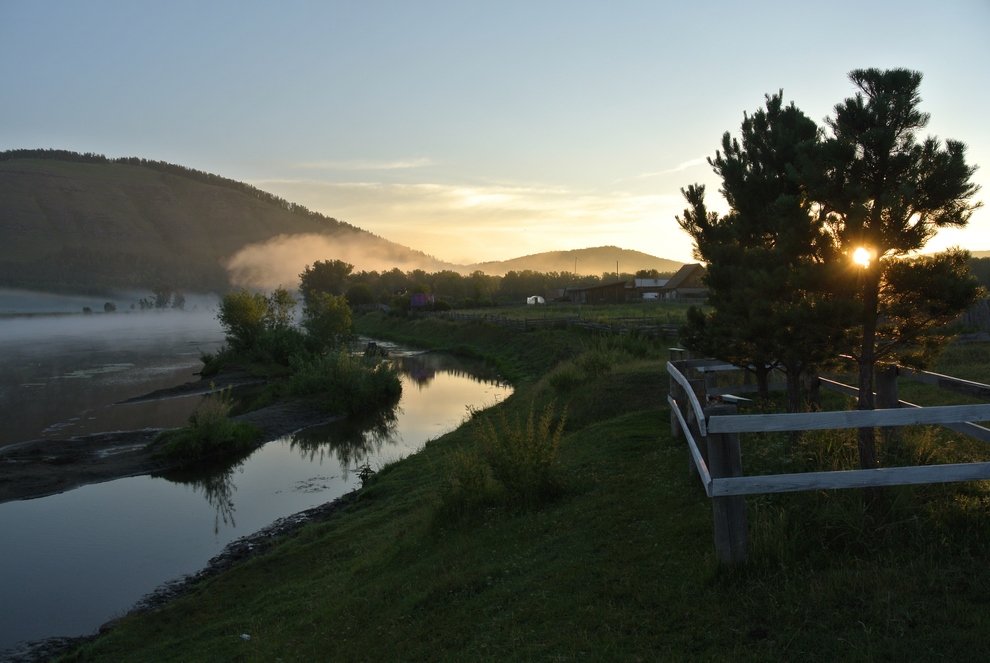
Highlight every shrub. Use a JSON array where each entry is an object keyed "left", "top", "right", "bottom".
[
  {"left": 479, "top": 402, "right": 566, "bottom": 503},
  {"left": 217, "top": 290, "right": 269, "bottom": 351},
  {"left": 155, "top": 388, "right": 260, "bottom": 465},
  {"left": 289, "top": 351, "right": 402, "bottom": 416},
  {"left": 256, "top": 326, "right": 308, "bottom": 366},
  {"left": 303, "top": 292, "right": 353, "bottom": 350},
  {"left": 436, "top": 450, "right": 501, "bottom": 521}
]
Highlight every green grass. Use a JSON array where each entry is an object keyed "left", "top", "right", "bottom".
[
  {"left": 153, "top": 389, "right": 261, "bottom": 465},
  {"left": 456, "top": 300, "right": 699, "bottom": 325},
  {"left": 63, "top": 329, "right": 990, "bottom": 662}
]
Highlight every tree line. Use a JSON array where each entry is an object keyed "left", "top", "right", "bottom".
[
  {"left": 296, "top": 259, "right": 674, "bottom": 309},
  {"left": 676, "top": 68, "right": 983, "bottom": 470}
]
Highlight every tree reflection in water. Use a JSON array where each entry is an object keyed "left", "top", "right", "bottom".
[
  {"left": 392, "top": 352, "right": 506, "bottom": 389},
  {"left": 290, "top": 402, "right": 399, "bottom": 480},
  {"left": 156, "top": 448, "right": 254, "bottom": 535}
]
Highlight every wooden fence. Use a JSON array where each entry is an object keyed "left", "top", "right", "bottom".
[
  {"left": 667, "top": 350, "right": 990, "bottom": 565},
  {"left": 437, "top": 311, "right": 680, "bottom": 337}
]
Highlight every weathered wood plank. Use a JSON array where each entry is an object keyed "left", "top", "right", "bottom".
[
  {"left": 707, "top": 383, "right": 787, "bottom": 396},
  {"left": 707, "top": 403, "right": 990, "bottom": 434},
  {"left": 818, "top": 377, "right": 859, "bottom": 398},
  {"left": 666, "top": 361, "right": 708, "bottom": 437},
  {"left": 897, "top": 398, "right": 990, "bottom": 443},
  {"left": 695, "top": 364, "right": 742, "bottom": 373},
  {"left": 706, "top": 404, "right": 747, "bottom": 564},
  {"left": 710, "top": 461, "right": 990, "bottom": 496},
  {"left": 667, "top": 394, "right": 712, "bottom": 494},
  {"left": 672, "top": 358, "right": 736, "bottom": 370},
  {"left": 900, "top": 367, "right": 990, "bottom": 399}
]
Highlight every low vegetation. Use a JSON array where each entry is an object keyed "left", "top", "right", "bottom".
[
  {"left": 438, "top": 401, "right": 566, "bottom": 520},
  {"left": 63, "top": 313, "right": 990, "bottom": 661},
  {"left": 287, "top": 351, "right": 401, "bottom": 417},
  {"left": 153, "top": 388, "right": 260, "bottom": 466}
]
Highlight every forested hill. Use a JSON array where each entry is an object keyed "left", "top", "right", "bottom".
[
  {"left": 469, "top": 246, "right": 683, "bottom": 277},
  {"left": 0, "top": 150, "right": 453, "bottom": 293}
]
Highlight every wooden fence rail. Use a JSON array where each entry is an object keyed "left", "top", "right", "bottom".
[{"left": 667, "top": 352, "right": 990, "bottom": 565}]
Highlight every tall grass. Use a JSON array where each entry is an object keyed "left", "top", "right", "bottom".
[
  {"left": 745, "top": 422, "right": 990, "bottom": 567},
  {"left": 154, "top": 388, "right": 260, "bottom": 465},
  {"left": 438, "top": 402, "right": 567, "bottom": 520}
]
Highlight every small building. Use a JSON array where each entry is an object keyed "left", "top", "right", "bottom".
[
  {"left": 661, "top": 264, "right": 707, "bottom": 300},
  {"left": 633, "top": 278, "right": 669, "bottom": 301},
  {"left": 563, "top": 280, "right": 629, "bottom": 304},
  {"left": 409, "top": 293, "right": 435, "bottom": 308}
]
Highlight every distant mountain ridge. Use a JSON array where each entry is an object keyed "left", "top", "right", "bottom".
[
  {"left": 468, "top": 246, "right": 682, "bottom": 277},
  {"left": 0, "top": 150, "right": 682, "bottom": 293}
]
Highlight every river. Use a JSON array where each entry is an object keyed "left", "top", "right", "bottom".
[{"left": 0, "top": 310, "right": 511, "bottom": 651}]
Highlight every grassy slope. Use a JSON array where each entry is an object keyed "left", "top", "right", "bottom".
[
  {"left": 0, "top": 158, "right": 436, "bottom": 292},
  {"left": 64, "top": 318, "right": 990, "bottom": 661}
]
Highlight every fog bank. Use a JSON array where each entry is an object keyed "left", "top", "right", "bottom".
[{"left": 225, "top": 233, "right": 455, "bottom": 289}]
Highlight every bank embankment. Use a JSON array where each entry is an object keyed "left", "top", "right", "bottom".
[{"left": 60, "top": 315, "right": 990, "bottom": 662}]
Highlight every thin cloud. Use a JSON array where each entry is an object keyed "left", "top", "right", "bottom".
[
  {"left": 293, "top": 157, "right": 435, "bottom": 171},
  {"left": 247, "top": 176, "right": 696, "bottom": 263},
  {"left": 631, "top": 156, "right": 709, "bottom": 180}
]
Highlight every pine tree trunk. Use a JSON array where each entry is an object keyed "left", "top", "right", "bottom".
[
  {"left": 755, "top": 365, "right": 771, "bottom": 401},
  {"left": 784, "top": 365, "right": 803, "bottom": 413},
  {"left": 857, "top": 266, "right": 881, "bottom": 469}
]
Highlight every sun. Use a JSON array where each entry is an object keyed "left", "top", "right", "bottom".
[{"left": 851, "top": 247, "right": 872, "bottom": 267}]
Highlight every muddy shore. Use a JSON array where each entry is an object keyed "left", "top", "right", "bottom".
[{"left": 0, "top": 373, "right": 339, "bottom": 504}]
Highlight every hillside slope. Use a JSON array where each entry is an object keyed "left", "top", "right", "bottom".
[
  {"left": 0, "top": 151, "right": 452, "bottom": 293},
  {"left": 0, "top": 151, "right": 685, "bottom": 294},
  {"left": 468, "top": 245, "right": 682, "bottom": 276}
]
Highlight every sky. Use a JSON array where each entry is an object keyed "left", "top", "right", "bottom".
[{"left": 1, "top": 0, "right": 988, "bottom": 265}]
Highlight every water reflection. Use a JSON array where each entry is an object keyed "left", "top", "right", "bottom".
[
  {"left": 156, "top": 450, "right": 254, "bottom": 534},
  {"left": 290, "top": 402, "right": 400, "bottom": 478},
  {"left": 156, "top": 351, "right": 502, "bottom": 533},
  {"left": 0, "top": 346, "right": 513, "bottom": 650},
  {"left": 392, "top": 351, "right": 507, "bottom": 388}
]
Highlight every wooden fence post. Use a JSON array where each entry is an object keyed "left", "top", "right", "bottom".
[
  {"left": 876, "top": 363, "right": 900, "bottom": 451},
  {"left": 705, "top": 403, "right": 748, "bottom": 565},
  {"left": 703, "top": 369, "right": 718, "bottom": 403},
  {"left": 876, "top": 364, "right": 899, "bottom": 408}
]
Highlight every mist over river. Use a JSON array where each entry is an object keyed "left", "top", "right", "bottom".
[{"left": 0, "top": 309, "right": 511, "bottom": 651}]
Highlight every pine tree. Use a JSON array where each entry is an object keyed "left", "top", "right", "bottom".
[
  {"left": 817, "top": 68, "right": 983, "bottom": 468},
  {"left": 678, "top": 93, "right": 852, "bottom": 410}
]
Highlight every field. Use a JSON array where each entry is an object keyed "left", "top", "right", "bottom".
[
  {"left": 456, "top": 300, "right": 699, "bottom": 325},
  {"left": 63, "top": 316, "right": 990, "bottom": 661}
]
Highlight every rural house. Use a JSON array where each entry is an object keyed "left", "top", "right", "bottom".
[{"left": 661, "top": 264, "right": 707, "bottom": 300}]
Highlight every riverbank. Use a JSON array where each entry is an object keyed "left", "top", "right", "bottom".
[
  {"left": 0, "top": 373, "right": 336, "bottom": 504},
  {"left": 56, "top": 315, "right": 990, "bottom": 661}
]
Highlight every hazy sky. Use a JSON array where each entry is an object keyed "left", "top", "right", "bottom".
[{"left": 2, "top": 1, "right": 988, "bottom": 264}]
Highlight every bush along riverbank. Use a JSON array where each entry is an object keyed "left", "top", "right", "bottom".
[
  {"left": 64, "top": 314, "right": 990, "bottom": 661},
  {"left": 160, "top": 290, "right": 401, "bottom": 468}
]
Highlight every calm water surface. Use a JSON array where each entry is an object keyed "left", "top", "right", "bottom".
[{"left": 0, "top": 313, "right": 511, "bottom": 650}]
